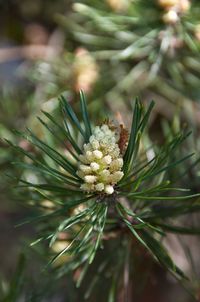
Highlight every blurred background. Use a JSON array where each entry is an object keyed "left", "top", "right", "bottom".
[{"left": 0, "top": 0, "right": 200, "bottom": 301}]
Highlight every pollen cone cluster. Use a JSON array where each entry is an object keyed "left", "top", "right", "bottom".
[
  {"left": 158, "top": 0, "right": 191, "bottom": 24},
  {"left": 77, "top": 124, "right": 124, "bottom": 195},
  {"left": 106, "top": 0, "right": 130, "bottom": 12}
]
